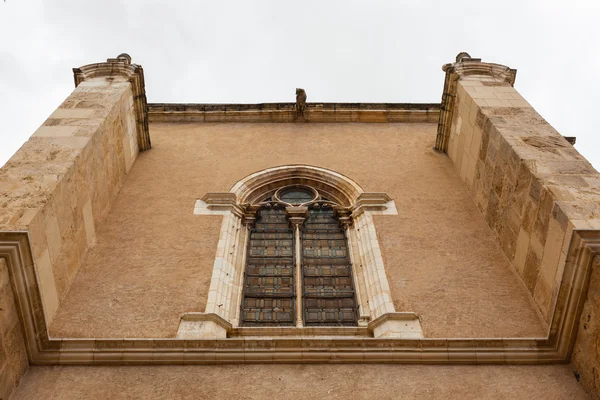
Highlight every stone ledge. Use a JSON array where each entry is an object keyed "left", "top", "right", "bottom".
[{"left": 148, "top": 103, "right": 440, "bottom": 123}]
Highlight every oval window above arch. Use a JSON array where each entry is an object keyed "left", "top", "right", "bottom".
[{"left": 274, "top": 186, "right": 317, "bottom": 205}]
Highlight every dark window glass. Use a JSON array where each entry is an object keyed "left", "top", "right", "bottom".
[
  {"left": 241, "top": 207, "right": 295, "bottom": 326},
  {"left": 301, "top": 206, "right": 358, "bottom": 326},
  {"left": 279, "top": 187, "right": 314, "bottom": 204}
]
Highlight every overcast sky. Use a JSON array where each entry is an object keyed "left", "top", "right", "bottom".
[{"left": 1, "top": 1, "right": 599, "bottom": 169}]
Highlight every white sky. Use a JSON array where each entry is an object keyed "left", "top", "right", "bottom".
[{"left": 1, "top": 1, "right": 599, "bottom": 168}]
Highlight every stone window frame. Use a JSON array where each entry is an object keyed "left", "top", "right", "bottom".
[{"left": 182, "top": 165, "right": 424, "bottom": 338}]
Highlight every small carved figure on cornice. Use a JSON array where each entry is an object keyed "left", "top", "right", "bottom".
[
  {"left": 455, "top": 52, "right": 472, "bottom": 62},
  {"left": 117, "top": 53, "right": 132, "bottom": 65},
  {"left": 296, "top": 88, "right": 307, "bottom": 118}
]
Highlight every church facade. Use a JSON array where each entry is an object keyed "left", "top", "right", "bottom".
[{"left": 0, "top": 53, "right": 599, "bottom": 398}]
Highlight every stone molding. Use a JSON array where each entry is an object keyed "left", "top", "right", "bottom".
[
  {"left": 230, "top": 165, "right": 365, "bottom": 207},
  {"left": 148, "top": 103, "right": 440, "bottom": 123},
  {"left": 1, "top": 228, "right": 598, "bottom": 363},
  {"left": 435, "top": 53, "right": 517, "bottom": 152},
  {"left": 73, "top": 53, "right": 151, "bottom": 151}
]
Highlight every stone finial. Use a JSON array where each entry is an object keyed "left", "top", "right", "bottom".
[
  {"left": 455, "top": 52, "right": 472, "bottom": 62},
  {"left": 295, "top": 88, "right": 307, "bottom": 118},
  {"left": 106, "top": 53, "right": 133, "bottom": 65},
  {"left": 117, "top": 53, "right": 132, "bottom": 64}
]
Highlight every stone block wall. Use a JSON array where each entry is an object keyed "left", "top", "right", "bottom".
[
  {"left": 447, "top": 73, "right": 600, "bottom": 324},
  {"left": 0, "top": 76, "right": 138, "bottom": 326},
  {"left": 444, "top": 63, "right": 600, "bottom": 397},
  {"left": 0, "top": 258, "right": 28, "bottom": 399}
]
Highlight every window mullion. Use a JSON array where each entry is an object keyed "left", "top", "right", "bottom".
[{"left": 294, "top": 223, "right": 303, "bottom": 328}]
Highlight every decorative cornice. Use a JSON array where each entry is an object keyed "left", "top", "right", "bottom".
[
  {"left": 148, "top": 103, "right": 440, "bottom": 123},
  {"left": 1, "top": 227, "right": 597, "bottom": 364},
  {"left": 434, "top": 53, "right": 517, "bottom": 152},
  {"left": 73, "top": 53, "right": 151, "bottom": 152}
]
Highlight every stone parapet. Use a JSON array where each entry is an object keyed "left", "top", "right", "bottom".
[{"left": 148, "top": 103, "right": 440, "bottom": 123}]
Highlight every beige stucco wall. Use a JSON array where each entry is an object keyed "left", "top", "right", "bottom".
[
  {"left": 11, "top": 364, "right": 588, "bottom": 399},
  {"left": 49, "top": 121, "right": 546, "bottom": 339}
]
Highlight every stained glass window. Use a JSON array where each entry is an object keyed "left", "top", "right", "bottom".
[{"left": 240, "top": 187, "right": 358, "bottom": 327}]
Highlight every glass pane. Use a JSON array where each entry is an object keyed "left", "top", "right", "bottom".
[
  {"left": 301, "top": 206, "right": 358, "bottom": 326},
  {"left": 241, "top": 207, "right": 296, "bottom": 326},
  {"left": 279, "top": 187, "right": 314, "bottom": 204}
]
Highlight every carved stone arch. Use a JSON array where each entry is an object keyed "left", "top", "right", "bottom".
[
  {"left": 184, "top": 165, "right": 424, "bottom": 339},
  {"left": 231, "top": 165, "right": 364, "bottom": 207}
]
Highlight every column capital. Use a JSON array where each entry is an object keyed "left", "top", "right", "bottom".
[
  {"left": 241, "top": 204, "right": 261, "bottom": 227},
  {"left": 335, "top": 207, "right": 353, "bottom": 228},
  {"left": 286, "top": 206, "right": 308, "bottom": 228}
]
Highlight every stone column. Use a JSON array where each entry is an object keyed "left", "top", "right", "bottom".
[{"left": 286, "top": 206, "right": 308, "bottom": 327}]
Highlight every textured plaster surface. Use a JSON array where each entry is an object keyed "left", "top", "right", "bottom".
[
  {"left": 49, "top": 122, "right": 546, "bottom": 338},
  {"left": 12, "top": 364, "right": 588, "bottom": 400}
]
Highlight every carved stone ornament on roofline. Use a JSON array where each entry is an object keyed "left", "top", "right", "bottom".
[
  {"left": 434, "top": 52, "right": 517, "bottom": 153},
  {"left": 72, "top": 53, "right": 151, "bottom": 151}
]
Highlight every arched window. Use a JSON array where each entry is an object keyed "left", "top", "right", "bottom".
[
  {"left": 190, "top": 165, "right": 419, "bottom": 339},
  {"left": 240, "top": 186, "right": 359, "bottom": 326}
]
